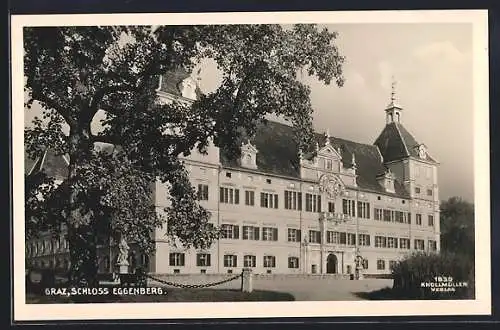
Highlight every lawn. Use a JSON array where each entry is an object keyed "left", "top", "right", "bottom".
[{"left": 26, "top": 287, "right": 295, "bottom": 303}]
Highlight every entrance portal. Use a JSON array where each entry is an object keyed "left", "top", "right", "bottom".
[{"left": 326, "top": 254, "right": 338, "bottom": 274}]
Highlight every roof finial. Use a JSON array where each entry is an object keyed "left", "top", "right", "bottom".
[
  {"left": 325, "top": 128, "right": 331, "bottom": 145},
  {"left": 390, "top": 75, "right": 396, "bottom": 105}
]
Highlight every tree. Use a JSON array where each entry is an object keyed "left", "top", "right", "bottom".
[
  {"left": 24, "top": 25, "right": 345, "bottom": 285},
  {"left": 440, "top": 196, "right": 475, "bottom": 257}
]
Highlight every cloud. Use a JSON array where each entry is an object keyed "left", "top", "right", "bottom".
[{"left": 413, "top": 40, "right": 469, "bottom": 65}]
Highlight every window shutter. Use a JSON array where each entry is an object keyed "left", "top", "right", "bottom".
[
  {"left": 298, "top": 193, "right": 302, "bottom": 210},
  {"left": 234, "top": 225, "right": 239, "bottom": 239},
  {"left": 254, "top": 227, "right": 260, "bottom": 240},
  {"left": 297, "top": 229, "right": 301, "bottom": 242},
  {"left": 318, "top": 196, "right": 322, "bottom": 212},
  {"left": 234, "top": 255, "right": 238, "bottom": 267},
  {"left": 260, "top": 193, "right": 264, "bottom": 207},
  {"left": 408, "top": 212, "right": 412, "bottom": 224},
  {"left": 207, "top": 254, "right": 211, "bottom": 266},
  {"left": 235, "top": 189, "right": 240, "bottom": 204},
  {"left": 274, "top": 195, "right": 278, "bottom": 209},
  {"left": 219, "top": 187, "right": 224, "bottom": 202},
  {"left": 273, "top": 228, "right": 278, "bottom": 241},
  {"left": 180, "top": 253, "right": 185, "bottom": 266},
  {"left": 196, "top": 254, "right": 201, "bottom": 266}
]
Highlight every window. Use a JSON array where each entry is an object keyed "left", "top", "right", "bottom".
[
  {"left": 362, "top": 259, "right": 369, "bottom": 269},
  {"left": 358, "top": 234, "right": 370, "bottom": 246},
  {"left": 245, "top": 190, "right": 255, "bottom": 206},
  {"left": 327, "top": 231, "right": 341, "bottom": 244},
  {"left": 375, "top": 236, "right": 387, "bottom": 248},
  {"left": 428, "top": 240, "right": 437, "bottom": 251},
  {"left": 197, "top": 184, "right": 209, "bottom": 201},
  {"left": 347, "top": 233, "right": 356, "bottom": 246},
  {"left": 243, "top": 255, "right": 256, "bottom": 268},
  {"left": 427, "top": 189, "right": 433, "bottom": 196},
  {"left": 342, "top": 199, "right": 356, "bottom": 217},
  {"left": 374, "top": 208, "right": 383, "bottom": 221},
  {"left": 326, "top": 159, "right": 333, "bottom": 170},
  {"left": 428, "top": 215, "right": 435, "bottom": 227},
  {"left": 260, "top": 192, "right": 279, "bottom": 209},
  {"left": 377, "top": 259, "right": 385, "bottom": 270},
  {"left": 226, "top": 172, "right": 232, "bottom": 178},
  {"left": 383, "top": 209, "right": 392, "bottom": 222},
  {"left": 266, "top": 178, "right": 272, "bottom": 184},
  {"left": 242, "top": 226, "right": 260, "bottom": 240},
  {"left": 415, "top": 187, "right": 421, "bottom": 194},
  {"left": 262, "top": 227, "right": 278, "bottom": 241},
  {"left": 414, "top": 239, "right": 425, "bottom": 250},
  {"left": 395, "top": 211, "right": 405, "bottom": 223},
  {"left": 220, "top": 187, "right": 240, "bottom": 204},
  {"left": 400, "top": 238, "right": 411, "bottom": 249},
  {"left": 416, "top": 214, "right": 422, "bottom": 225},
  {"left": 328, "top": 202, "right": 335, "bottom": 213},
  {"left": 196, "top": 253, "right": 211, "bottom": 267},
  {"left": 284, "top": 190, "right": 302, "bottom": 210},
  {"left": 169, "top": 253, "right": 185, "bottom": 266},
  {"left": 309, "top": 230, "right": 321, "bottom": 244},
  {"left": 387, "top": 237, "right": 398, "bottom": 248},
  {"left": 287, "top": 228, "right": 301, "bottom": 242},
  {"left": 220, "top": 224, "right": 239, "bottom": 239},
  {"left": 357, "top": 201, "right": 370, "bottom": 219},
  {"left": 288, "top": 257, "right": 299, "bottom": 269},
  {"left": 305, "top": 193, "right": 322, "bottom": 212},
  {"left": 263, "top": 255, "right": 276, "bottom": 268},
  {"left": 223, "top": 254, "right": 237, "bottom": 267}
]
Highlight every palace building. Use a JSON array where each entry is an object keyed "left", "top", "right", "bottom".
[{"left": 25, "top": 69, "right": 440, "bottom": 277}]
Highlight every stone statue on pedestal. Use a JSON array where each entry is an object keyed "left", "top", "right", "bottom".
[{"left": 117, "top": 236, "right": 129, "bottom": 274}]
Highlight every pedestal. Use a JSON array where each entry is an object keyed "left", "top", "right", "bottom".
[
  {"left": 241, "top": 268, "right": 253, "bottom": 293},
  {"left": 118, "top": 262, "right": 129, "bottom": 274}
]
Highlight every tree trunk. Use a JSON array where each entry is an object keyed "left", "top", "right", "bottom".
[{"left": 67, "top": 121, "right": 98, "bottom": 286}]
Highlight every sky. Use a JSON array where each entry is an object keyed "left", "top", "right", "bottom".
[{"left": 25, "top": 23, "right": 474, "bottom": 202}]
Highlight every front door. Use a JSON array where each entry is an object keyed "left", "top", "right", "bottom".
[{"left": 326, "top": 253, "right": 338, "bottom": 274}]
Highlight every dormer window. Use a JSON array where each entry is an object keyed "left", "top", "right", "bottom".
[
  {"left": 376, "top": 169, "right": 396, "bottom": 194},
  {"left": 240, "top": 140, "right": 258, "bottom": 170}
]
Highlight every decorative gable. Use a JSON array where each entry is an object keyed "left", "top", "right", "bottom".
[
  {"left": 376, "top": 169, "right": 396, "bottom": 194},
  {"left": 240, "top": 140, "right": 258, "bottom": 169}
]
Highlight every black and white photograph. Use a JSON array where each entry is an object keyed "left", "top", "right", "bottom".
[{"left": 11, "top": 10, "right": 490, "bottom": 321}]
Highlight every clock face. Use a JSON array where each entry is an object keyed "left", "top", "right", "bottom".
[{"left": 319, "top": 174, "right": 344, "bottom": 199}]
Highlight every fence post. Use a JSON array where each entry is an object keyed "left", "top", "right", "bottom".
[{"left": 241, "top": 268, "right": 253, "bottom": 293}]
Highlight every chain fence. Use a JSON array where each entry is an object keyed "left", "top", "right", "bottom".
[{"left": 145, "top": 272, "right": 242, "bottom": 289}]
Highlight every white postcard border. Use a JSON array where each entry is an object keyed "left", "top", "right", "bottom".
[{"left": 11, "top": 9, "right": 490, "bottom": 321}]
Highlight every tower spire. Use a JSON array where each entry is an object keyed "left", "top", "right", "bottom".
[{"left": 385, "top": 75, "right": 402, "bottom": 124}]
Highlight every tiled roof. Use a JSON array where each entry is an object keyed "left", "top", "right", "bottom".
[
  {"left": 221, "top": 120, "right": 410, "bottom": 198},
  {"left": 25, "top": 123, "right": 412, "bottom": 198},
  {"left": 158, "top": 67, "right": 203, "bottom": 99},
  {"left": 374, "top": 122, "right": 436, "bottom": 163}
]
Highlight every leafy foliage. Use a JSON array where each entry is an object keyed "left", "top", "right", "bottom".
[
  {"left": 440, "top": 196, "right": 475, "bottom": 257},
  {"left": 391, "top": 251, "right": 474, "bottom": 299},
  {"left": 24, "top": 24, "right": 345, "bottom": 283}
]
